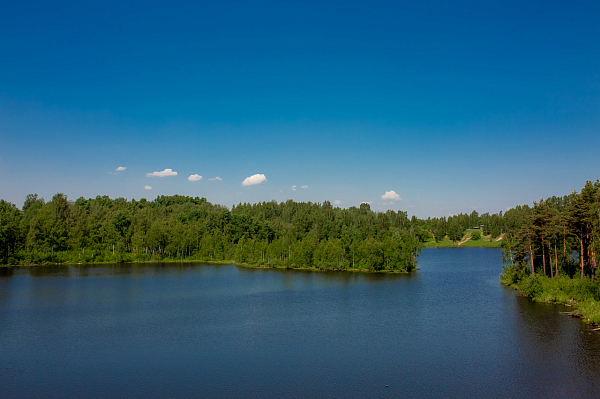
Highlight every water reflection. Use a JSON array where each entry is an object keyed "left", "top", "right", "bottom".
[
  {"left": 0, "top": 267, "right": 15, "bottom": 278},
  {"left": 4, "top": 262, "right": 420, "bottom": 283}
]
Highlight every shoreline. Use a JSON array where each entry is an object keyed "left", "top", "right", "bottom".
[
  {"left": 1, "top": 259, "right": 414, "bottom": 274},
  {"left": 423, "top": 241, "right": 503, "bottom": 248},
  {"left": 501, "top": 279, "right": 600, "bottom": 327}
]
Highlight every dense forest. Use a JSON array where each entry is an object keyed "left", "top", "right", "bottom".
[
  {"left": 0, "top": 194, "right": 422, "bottom": 271},
  {"left": 2, "top": 180, "right": 599, "bottom": 277}
]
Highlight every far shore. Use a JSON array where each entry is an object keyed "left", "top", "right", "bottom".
[{"left": 423, "top": 230, "right": 503, "bottom": 248}]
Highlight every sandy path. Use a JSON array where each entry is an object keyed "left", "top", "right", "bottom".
[{"left": 457, "top": 233, "right": 472, "bottom": 246}]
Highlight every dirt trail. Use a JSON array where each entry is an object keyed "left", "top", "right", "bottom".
[
  {"left": 494, "top": 233, "right": 505, "bottom": 242},
  {"left": 457, "top": 233, "right": 472, "bottom": 246}
]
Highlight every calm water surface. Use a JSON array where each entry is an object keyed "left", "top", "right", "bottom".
[{"left": 1, "top": 248, "right": 600, "bottom": 398}]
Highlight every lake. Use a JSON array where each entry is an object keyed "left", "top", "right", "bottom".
[{"left": 1, "top": 248, "right": 600, "bottom": 398}]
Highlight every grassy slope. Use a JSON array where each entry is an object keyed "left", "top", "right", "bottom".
[{"left": 423, "top": 229, "right": 503, "bottom": 248}]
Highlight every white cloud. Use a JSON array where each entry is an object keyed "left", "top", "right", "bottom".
[
  {"left": 333, "top": 200, "right": 341, "bottom": 205},
  {"left": 242, "top": 174, "right": 267, "bottom": 186},
  {"left": 116, "top": 166, "right": 127, "bottom": 171},
  {"left": 209, "top": 176, "right": 223, "bottom": 181},
  {"left": 144, "top": 185, "right": 152, "bottom": 190},
  {"left": 301, "top": 185, "right": 308, "bottom": 189},
  {"left": 188, "top": 174, "right": 203, "bottom": 181},
  {"left": 381, "top": 190, "right": 401, "bottom": 201},
  {"left": 291, "top": 185, "right": 297, "bottom": 191},
  {"left": 361, "top": 201, "right": 373, "bottom": 205},
  {"left": 147, "top": 168, "right": 177, "bottom": 177}
]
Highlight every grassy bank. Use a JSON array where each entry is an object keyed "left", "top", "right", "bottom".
[
  {"left": 423, "top": 229, "right": 503, "bottom": 248},
  {"left": 501, "top": 265, "right": 600, "bottom": 324}
]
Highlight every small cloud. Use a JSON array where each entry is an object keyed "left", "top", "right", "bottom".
[
  {"left": 333, "top": 200, "right": 341, "bottom": 205},
  {"left": 116, "top": 166, "right": 127, "bottom": 171},
  {"left": 209, "top": 176, "right": 223, "bottom": 181},
  {"left": 361, "top": 201, "right": 373, "bottom": 205},
  {"left": 242, "top": 174, "right": 267, "bottom": 186},
  {"left": 188, "top": 174, "right": 203, "bottom": 181},
  {"left": 147, "top": 168, "right": 177, "bottom": 177},
  {"left": 144, "top": 185, "right": 152, "bottom": 190},
  {"left": 381, "top": 190, "right": 401, "bottom": 201},
  {"left": 301, "top": 185, "right": 308, "bottom": 189},
  {"left": 291, "top": 185, "right": 297, "bottom": 191}
]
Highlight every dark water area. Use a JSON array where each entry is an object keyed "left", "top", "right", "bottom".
[{"left": 1, "top": 248, "right": 600, "bottom": 398}]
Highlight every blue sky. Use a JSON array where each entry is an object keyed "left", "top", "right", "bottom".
[{"left": 1, "top": 0, "right": 599, "bottom": 217}]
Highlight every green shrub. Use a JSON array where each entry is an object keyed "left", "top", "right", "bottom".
[
  {"left": 521, "top": 274, "right": 543, "bottom": 298},
  {"left": 500, "top": 263, "right": 527, "bottom": 286}
]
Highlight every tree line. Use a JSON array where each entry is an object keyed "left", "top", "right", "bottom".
[
  {"left": 502, "top": 180, "right": 600, "bottom": 280},
  {"left": 0, "top": 194, "right": 421, "bottom": 271},
  {"left": 2, "top": 181, "right": 598, "bottom": 274}
]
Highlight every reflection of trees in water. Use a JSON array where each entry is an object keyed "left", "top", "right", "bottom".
[
  {"left": 0, "top": 268, "right": 15, "bottom": 308},
  {"left": 28, "top": 265, "right": 71, "bottom": 278},
  {"left": 0, "top": 267, "right": 15, "bottom": 278},
  {"left": 512, "top": 295, "right": 600, "bottom": 397},
  {"left": 236, "top": 264, "right": 418, "bottom": 289}
]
